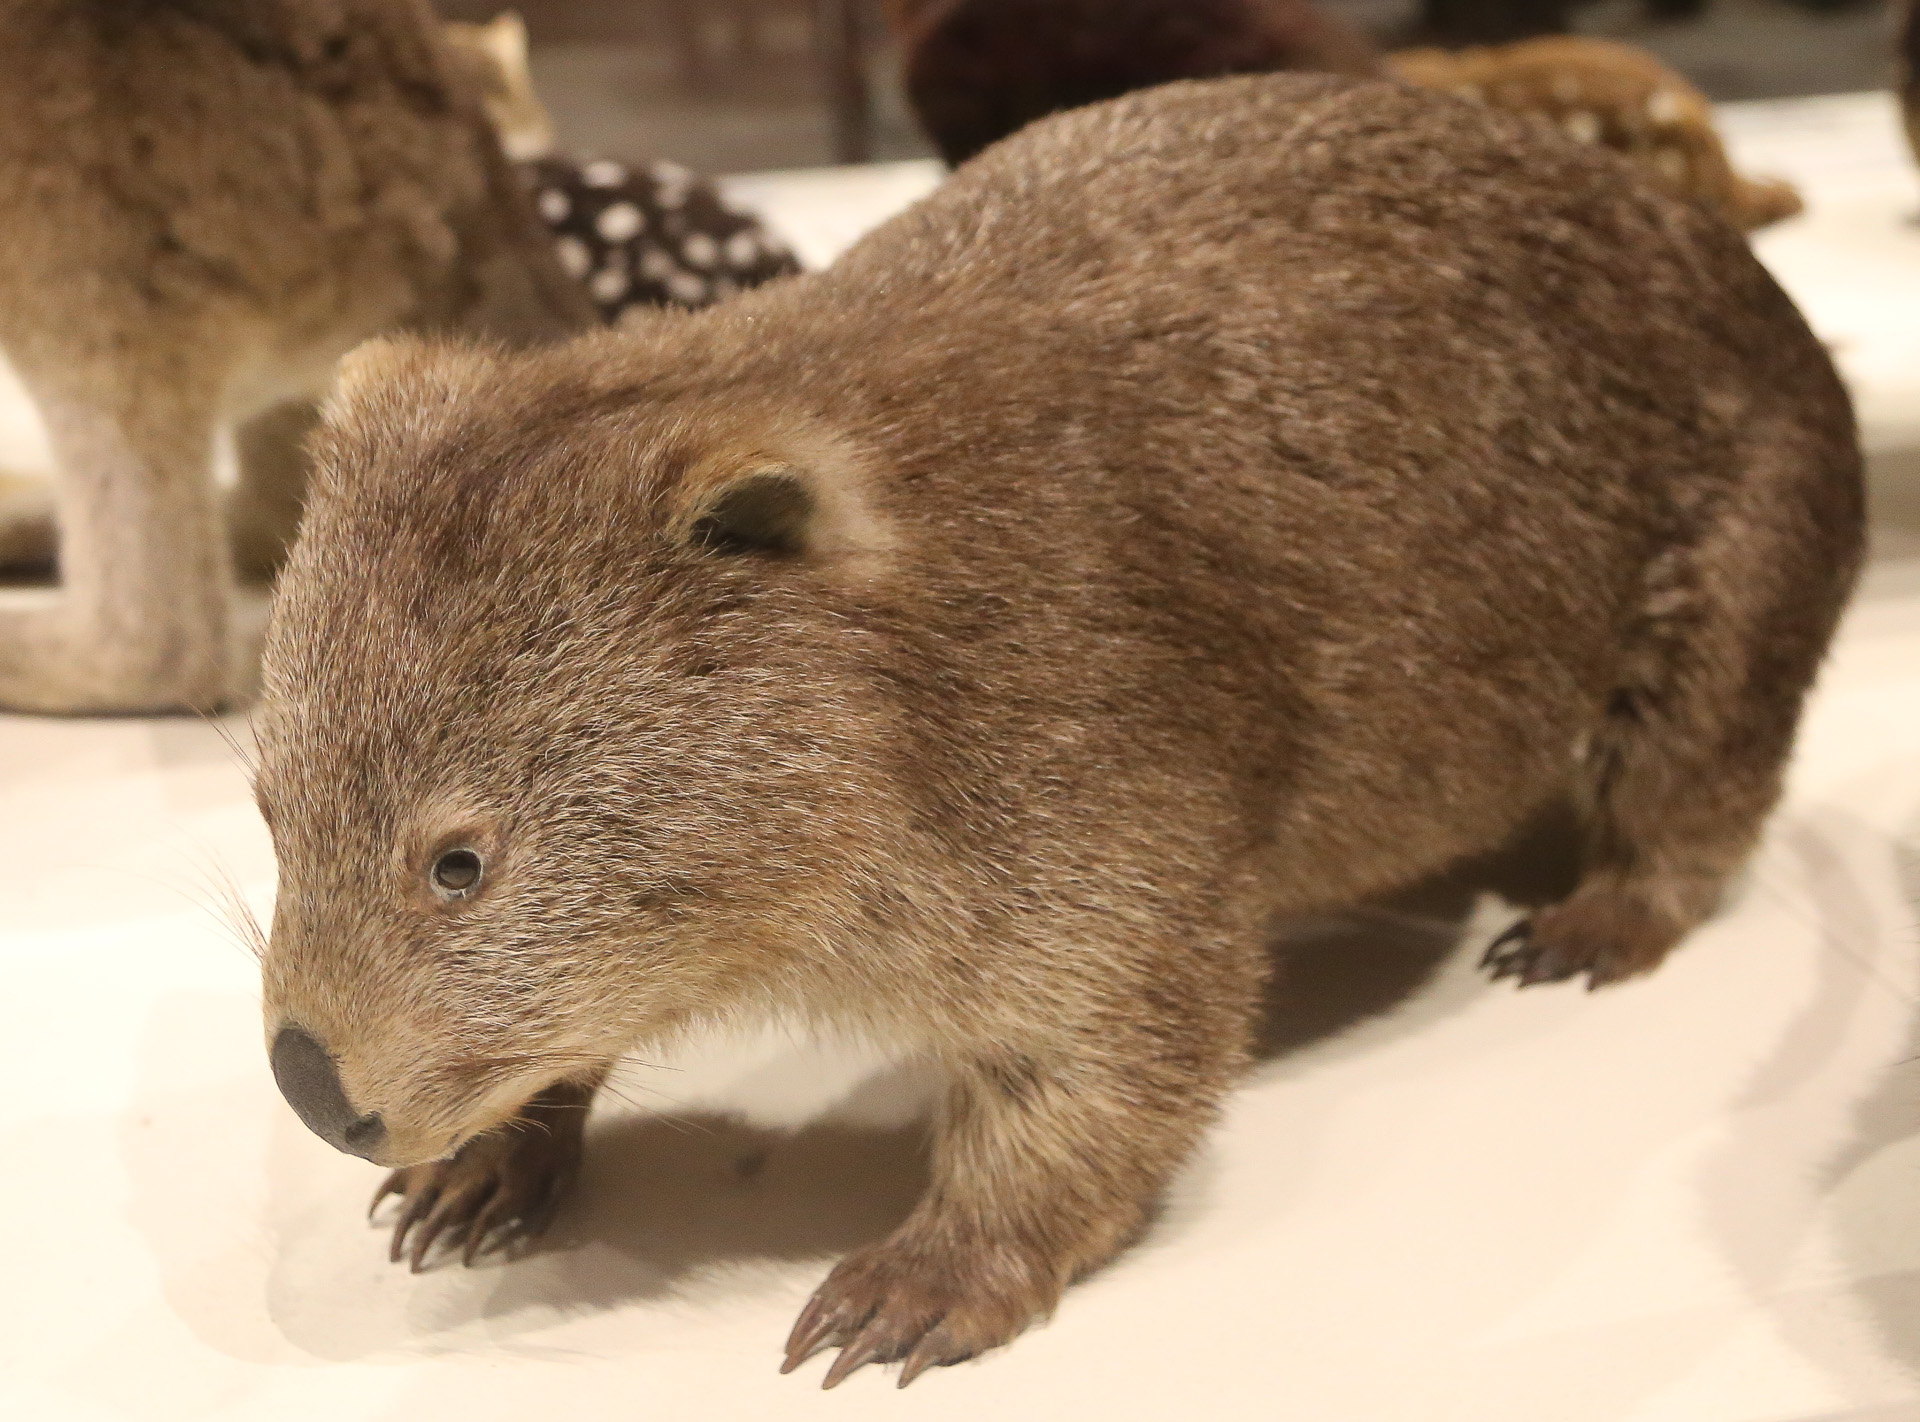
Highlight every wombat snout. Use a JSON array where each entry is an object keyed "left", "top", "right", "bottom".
[{"left": 271, "top": 1025, "right": 389, "bottom": 1161}]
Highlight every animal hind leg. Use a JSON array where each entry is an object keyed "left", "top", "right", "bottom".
[
  {"left": 0, "top": 351, "right": 231, "bottom": 713},
  {"left": 1486, "top": 431, "right": 1863, "bottom": 989},
  {"left": 228, "top": 398, "right": 319, "bottom": 582},
  {"left": 0, "top": 471, "right": 56, "bottom": 575}
]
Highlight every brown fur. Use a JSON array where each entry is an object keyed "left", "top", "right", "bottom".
[
  {"left": 885, "top": 0, "right": 1381, "bottom": 165},
  {"left": 256, "top": 76, "right": 1863, "bottom": 1385},
  {"left": 0, "top": 0, "right": 593, "bottom": 714},
  {"left": 1901, "top": 0, "right": 1920, "bottom": 182},
  {"left": 1389, "top": 37, "right": 1803, "bottom": 231}
]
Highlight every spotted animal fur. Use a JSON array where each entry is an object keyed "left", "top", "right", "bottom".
[
  {"left": 520, "top": 156, "right": 801, "bottom": 323},
  {"left": 1389, "top": 36, "right": 1802, "bottom": 231}
]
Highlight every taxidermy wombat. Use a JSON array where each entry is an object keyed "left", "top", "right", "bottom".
[
  {"left": 257, "top": 75, "right": 1862, "bottom": 1387},
  {"left": 0, "top": 0, "right": 593, "bottom": 714}
]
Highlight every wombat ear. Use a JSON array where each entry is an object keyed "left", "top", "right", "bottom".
[
  {"left": 689, "top": 467, "right": 815, "bottom": 556},
  {"left": 679, "top": 456, "right": 895, "bottom": 574}
]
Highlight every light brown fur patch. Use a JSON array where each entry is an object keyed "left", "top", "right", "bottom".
[{"left": 0, "top": 0, "right": 593, "bottom": 713}]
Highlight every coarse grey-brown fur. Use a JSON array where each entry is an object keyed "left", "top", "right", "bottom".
[
  {"left": 0, "top": 0, "right": 593, "bottom": 714},
  {"left": 255, "top": 75, "right": 1863, "bottom": 1386}
]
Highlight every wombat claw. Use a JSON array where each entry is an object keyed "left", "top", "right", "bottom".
[
  {"left": 781, "top": 1245, "right": 1043, "bottom": 1389},
  {"left": 369, "top": 1130, "right": 575, "bottom": 1273},
  {"left": 1479, "top": 917, "right": 1584, "bottom": 988}
]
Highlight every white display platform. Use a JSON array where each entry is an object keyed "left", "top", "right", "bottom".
[{"left": 4, "top": 92, "right": 1920, "bottom": 1422}]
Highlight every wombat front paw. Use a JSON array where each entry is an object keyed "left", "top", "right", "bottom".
[
  {"left": 1481, "top": 892, "right": 1686, "bottom": 990},
  {"left": 781, "top": 1240, "right": 1057, "bottom": 1389},
  {"left": 369, "top": 1125, "right": 582, "bottom": 1272}
]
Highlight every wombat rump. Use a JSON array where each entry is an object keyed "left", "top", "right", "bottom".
[{"left": 257, "top": 75, "right": 1862, "bottom": 1386}]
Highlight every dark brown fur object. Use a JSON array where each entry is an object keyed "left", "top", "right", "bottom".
[
  {"left": 886, "top": 0, "right": 1380, "bottom": 164},
  {"left": 1415, "top": 0, "right": 1569, "bottom": 46},
  {"left": 0, "top": 0, "right": 593, "bottom": 713},
  {"left": 1390, "top": 37, "right": 1803, "bottom": 231},
  {"left": 256, "top": 76, "right": 1863, "bottom": 1386},
  {"left": 1901, "top": 0, "right": 1920, "bottom": 180}
]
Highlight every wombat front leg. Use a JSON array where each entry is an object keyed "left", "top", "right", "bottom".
[
  {"left": 783, "top": 1036, "right": 1228, "bottom": 1388},
  {"left": 0, "top": 359, "right": 229, "bottom": 713},
  {"left": 372, "top": 1073, "right": 605, "bottom": 1271}
]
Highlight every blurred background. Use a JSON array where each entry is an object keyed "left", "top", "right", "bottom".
[{"left": 434, "top": 0, "right": 1906, "bottom": 173}]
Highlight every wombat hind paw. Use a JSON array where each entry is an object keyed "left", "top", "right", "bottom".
[
  {"left": 1480, "top": 891, "right": 1687, "bottom": 991},
  {"left": 370, "top": 1126, "right": 579, "bottom": 1273},
  {"left": 782, "top": 1241, "right": 1051, "bottom": 1389},
  {"left": 1480, "top": 917, "right": 1587, "bottom": 987}
]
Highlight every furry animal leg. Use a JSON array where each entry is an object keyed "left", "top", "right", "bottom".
[
  {"left": 0, "top": 359, "right": 232, "bottom": 713},
  {"left": 1485, "top": 414, "right": 1861, "bottom": 990},
  {"left": 229, "top": 399, "right": 321, "bottom": 583},
  {"left": 0, "top": 471, "right": 56, "bottom": 575},
  {"left": 783, "top": 1041, "right": 1224, "bottom": 1388},
  {"left": 371, "top": 1074, "right": 603, "bottom": 1271}
]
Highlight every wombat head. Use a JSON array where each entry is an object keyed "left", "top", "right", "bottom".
[{"left": 255, "top": 334, "right": 903, "bottom": 1167}]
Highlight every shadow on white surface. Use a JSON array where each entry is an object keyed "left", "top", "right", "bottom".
[{"left": 1815, "top": 820, "right": 1920, "bottom": 1392}]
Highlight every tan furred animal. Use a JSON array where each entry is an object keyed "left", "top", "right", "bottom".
[
  {"left": 442, "top": 11, "right": 556, "bottom": 162},
  {"left": 0, "top": 0, "right": 593, "bottom": 714},
  {"left": 256, "top": 76, "right": 1863, "bottom": 1387},
  {"left": 1389, "top": 36, "right": 1803, "bottom": 231}
]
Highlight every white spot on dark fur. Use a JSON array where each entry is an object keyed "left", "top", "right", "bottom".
[
  {"left": 682, "top": 232, "right": 719, "bottom": 269},
  {"left": 1563, "top": 111, "right": 1602, "bottom": 144},
  {"left": 590, "top": 265, "right": 631, "bottom": 303},
  {"left": 537, "top": 187, "right": 570, "bottom": 223},
  {"left": 582, "top": 159, "right": 628, "bottom": 188},
  {"left": 667, "top": 270, "right": 710, "bottom": 304},
  {"left": 554, "top": 235, "right": 592, "bottom": 279},
  {"left": 597, "top": 202, "right": 644, "bottom": 243},
  {"left": 725, "top": 230, "right": 762, "bottom": 269}
]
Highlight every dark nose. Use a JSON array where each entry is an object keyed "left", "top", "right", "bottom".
[{"left": 270, "top": 1025, "right": 388, "bottom": 1160}]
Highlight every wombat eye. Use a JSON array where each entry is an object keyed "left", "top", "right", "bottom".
[{"left": 430, "top": 848, "right": 484, "bottom": 897}]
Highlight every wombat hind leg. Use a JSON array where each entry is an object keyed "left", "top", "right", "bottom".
[
  {"left": 1482, "top": 873, "right": 1720, "bottom": 989},
  {"left": 1488, "top": 426, "right": 1862, "bottom": 991},
  {"left": 1484, "top": 711, "right": 1791, "bottom": 991},
  {"left": 375, "top": 1075, "right": 601, "bottom": 1272}
]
